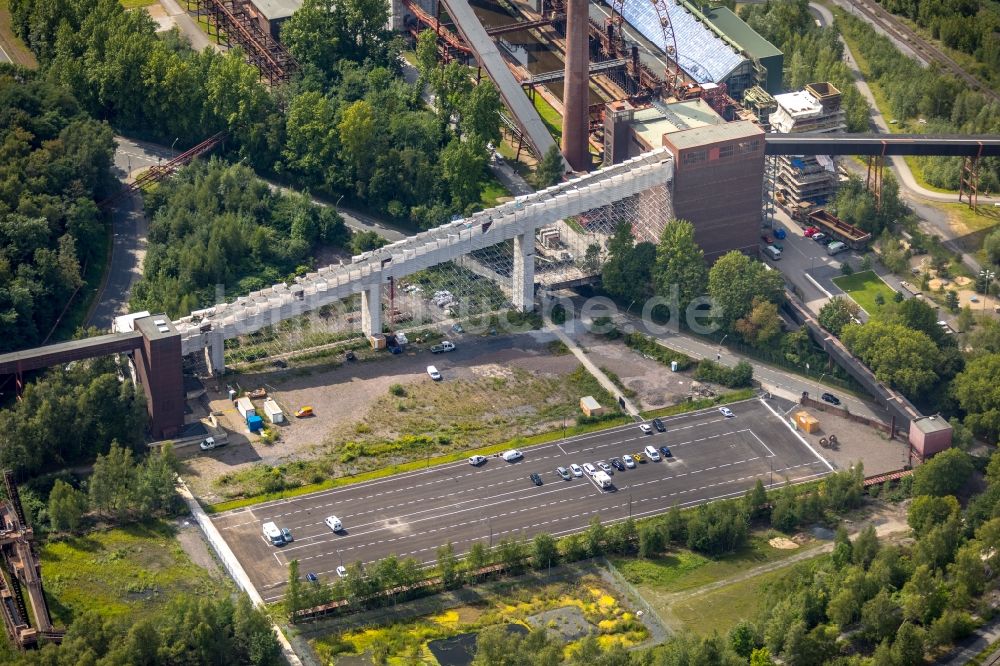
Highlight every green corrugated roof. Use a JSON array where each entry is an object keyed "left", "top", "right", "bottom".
[{"left": 700, "top": 6, "right": 783, "bottom": 60}]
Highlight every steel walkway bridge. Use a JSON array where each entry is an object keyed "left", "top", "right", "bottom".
[
  {"left": 526, "top": 58, "right": 627, "bottom": 85},
  {"left": 438, "top": 0, "right": 558, "bottom": 159},
  {"left": 765, "top": 134, "right": 1000, "bottom": 157},
  {"left": 174, "top": 149, "right": 675, "bottom": 371}
]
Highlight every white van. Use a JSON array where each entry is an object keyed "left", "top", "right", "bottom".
[
  {"left": 325, "top": 515, "right": 343, "bottom": 532},
  {"left": 262, "top": 521, "right": 284, "bottom": 546},
  {"left": 644, "top": 445, "right": 661, "bottom": 462},
  {"left": 827, "top": 241, "right": 848, "bottom": 255},
  {"left": 501, "top": 449, "right": 523, "bottom": 462},
  {"left": 764, "top": 245, "right": 782, "bottom": 261}
]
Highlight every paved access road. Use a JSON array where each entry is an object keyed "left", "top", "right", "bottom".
[{"left": 213, "top": 398, "right": 833, "bottom": 602}]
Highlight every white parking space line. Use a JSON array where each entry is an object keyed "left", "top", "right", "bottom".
[
  {"left": 759, "top": 398, "right": 835, "bottom": 471},
  {"left": 748, "top": 429, "right": 777, "bottom": 457}
]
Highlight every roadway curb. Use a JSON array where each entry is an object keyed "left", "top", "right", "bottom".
[{"left": 178, "top": 479, "right": 304, "bottom": 666}]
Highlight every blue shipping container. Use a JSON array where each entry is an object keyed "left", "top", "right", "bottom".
[{"left": 247, "top": 415, "right": 264, "bottom": 432}]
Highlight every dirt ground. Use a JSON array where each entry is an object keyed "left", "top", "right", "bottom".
[
  {"left": 173, "top": 517, "right": 228, "bottom": 582},
  {"left": 573, "top": 331, "right": 702, "bottom": 411},
  {"left": 180, "top": 330, "right": 588, "bottom": 500}
]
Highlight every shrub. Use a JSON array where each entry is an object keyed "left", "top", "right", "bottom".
[{"left": 389, "top": 384, "right": 406, "bottom": 397}]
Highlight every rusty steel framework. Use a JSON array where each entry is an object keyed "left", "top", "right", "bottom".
[
  {"left": 609, "top": 0, "right": 683, "bottom": 92},
  {"left": 0, "top": 472, "right": 64, "bottom": 650},
  {"left": 186, "top": 0, "right": 297, "bottom": 84},
  {"left": 959, "top": 151, "right": 982, "bottom": 211},
  {"left": 99, "top": 132, "right": 227, "bottom": 209},
  {"left": 866, "top": 153, "right": 886, "bottom": 212}
]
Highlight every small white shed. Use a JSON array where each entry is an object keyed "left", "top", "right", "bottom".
[{"left": 263, "top": 398, "right": 284, "bottom": 424}]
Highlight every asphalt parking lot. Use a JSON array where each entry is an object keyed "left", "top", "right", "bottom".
[{"left": 212, "top": 397, "right": 834, "bottom": 601}]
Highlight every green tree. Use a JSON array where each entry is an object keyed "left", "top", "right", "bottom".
[
  {"left": 338, "top": 99, "right": 378, "bottom": 179},
  {"left": 88, "top": 442, "right": 138, "bottom": 520},
  {"left": 654, "top": 219, "right": 708, "bottom": 313},
  {"left": 638, "top": 522, "right": 665, "bottom": 558},
  {"left": 901, "top": 563, "right": 946, "bottom": 625},
  {"left": 708, "top": 251, "right": 785, "bottom": 330},
  {"left": 746, "top": 479, "right": 768, "bottom": 516},
  {"left": 602, "top": 222, "right": 655, "bottom": 304},
  {"left": 467, "top": 541, "right": 490, "bottom": 579},
  {"left": 861, "top": 589, "right": 902, "bottom": 642},
  {"left": 534, "top": 145, "right": 564, "bottom": 187},
  {"left": 749, "top": 647, "right": 774, "bottom": 666},
  {"left": 440, "top": 138, "right": 486, "bottom": 209},
  {"left": 735, "top": 297, "right": 783, "bottom": 347},
  {"left": 415, "top": 29, "right": 440, "bottom": 84},
  {"left": 532, "top": 533, "right": 558, "bottom": 570},
  {"left": 586, "top": 516, "right": 605, "bottom": 557},
  {"left": 841, "top": 320, "right": 942, "bottom": 396},
  {"left": 729, "top": 620, "right": 759, "bottom": 659},
  {"left": 951, "top": 354, "right": 1000, "bottom": 441},
  {"left": 853, "top": 524, "right": 880, "bottom": 568},
  {"left": 892, "top": 622, "right": 925, "bottom": 666},
  {"left": 818, "top": 296, "right": 861, "bottom": 335},
  {"left": 832, "top": 525, "right": 853, "bottom": 568},
  {"left": 437, "top": 542, "right": 461, "bottom": 589},
  {"left": 286, "top": 559, "right": 303, "bottom": 620},
  {"left": 912, "top": 449, "right": 974, "bottom": 497},
  {"left": 908, "top": 494, "right": 960, "bottom": 536},
  {"left": 946, "top": 290, "right": 959, "bottom": 311},
  {"left": 233, "top": 594, "right": 282, "bottom": 665},
  {"left": 48, "top": 479, "right": 88, "bottom": 532},
  {"left": 461, "top": 82, "right": 501, "bottom": 147}
]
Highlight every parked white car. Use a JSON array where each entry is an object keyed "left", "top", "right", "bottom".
[
  {"left": 582, "top": 463, "right": 597, "bottom": 476},
  {"left": 570, "top": 464, "right": 584, "bottom": 477},
  {"left": 719, "top": 407, "right": 735, "bottom": 418},
  {"left": 623, "top": 455, "right": 636, "bottom": 469},
  {"left": 469, "top": 455, "right": 488, "bottom": 466},
  {"left": 427, "top": 365, "right": 442, "bottom": 380}
]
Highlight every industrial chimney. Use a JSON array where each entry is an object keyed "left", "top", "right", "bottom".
[{"left": 560, "top": 0, "right": 590, "bottom": 172}]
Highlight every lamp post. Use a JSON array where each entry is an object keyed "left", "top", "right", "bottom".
[
  {"left": 171, "top": 137, "right": 179, "bottom": 153},
  {"left": 980, "top": 269, "right": 995, "bottom": 314},
  {"left": 717, "top": 334, "right": 728, "bottom": 362}
]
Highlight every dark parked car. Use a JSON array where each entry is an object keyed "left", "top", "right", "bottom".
[
  {"left": 821, "top": 392, "right": 841, "bottom": 405},
  {"left": 305, "top": 572, "right": 318, "bottom": 583},
  {"left": 530, "top": 473, "right": 543, "bottom": 486},
  {"left": 660, "top": 446, "right": 672, "bottom": 458},
  {"left": 652, "top": 418, "right": 666, "bottom": 432},
  {"left": 345, "top": 350, "right": 356, "bottom": 361},
  {"left": 610, "top": 458, "right": 625, "bottom": 471}
]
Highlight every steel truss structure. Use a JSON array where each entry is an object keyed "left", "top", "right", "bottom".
[{"left": 186, "top": 0, "right": 297, "bottom": 85}]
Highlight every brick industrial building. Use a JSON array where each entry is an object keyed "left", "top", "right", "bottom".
[{"left": 603, "top": 98, "right": 764, "bottom": 260}]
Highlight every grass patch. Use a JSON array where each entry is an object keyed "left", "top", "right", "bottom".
[
  {"left": 480, "top": 174, "right": 510, "bottom": 207},
  {"left": 121, "top": 0, "right": 156, "bottom": 7},
  {"left": 610, "top": 534, "right": 811, "bottom": 595},
  {"left": 832, "top": 269, "right": 897, "bottom": 315},
  {"left": 667, "top": 566, "right": 789, "bottom": 635},
  {"left": 531, "top": 94, "right": 562, "bottom": 142},
  {"left": 40, "top": 520, "right": 230, "bottom": 624}
]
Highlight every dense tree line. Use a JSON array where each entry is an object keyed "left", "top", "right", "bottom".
[
  {"left": 0, "top": 358, "right": 146, "bottom": 478},
  {"left": 12, "top": 594, "right": 280, "bottom": 666},
  {"left": 835, "top": 11, "right": 1000, "bottom": 191},
  {"left": 0, "top": 71, "right": 114, "bottom": 352},
  {"left": 131, "top": 159, "right": 350, "bottom": 317},
  {"left": 9, "top": 0, "right": 503, "bottom": 230},
  {"left": 739, "top": 0, "right": 870, "bottom": 132},
  {"left": 9, "top": 0, "right": 278, "bottom": 163},
  {"left": 877, "top": 0, "right": 1000, "bottom": 87}
]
